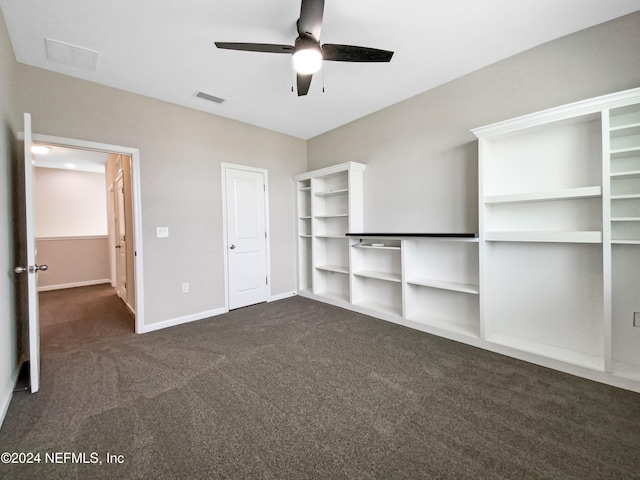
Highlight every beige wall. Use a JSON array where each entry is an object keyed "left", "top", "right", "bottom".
[
  {"left": 34, "top": 167, "right": 108, "bottom": 237},
  {"left": 307, "top": 12, "right": 640, "bottom": 234},
  {"left": 0, "top": 7, "right": 20, "bottom": 422},
  {"left": 36, "top": 237, "right": 110, "bottom": 290},
  {"left": 16, "top": 62, "right": 307, "bottom": 325}
]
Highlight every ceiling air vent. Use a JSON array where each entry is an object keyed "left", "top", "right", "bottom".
[
  {"left": 195, "top": 91, "right": 225, "bottom": 104},
  {"left": 45, "top": 38, "right": 98, "bottom": 70}
]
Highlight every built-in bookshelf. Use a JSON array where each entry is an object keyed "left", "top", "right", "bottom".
[
  {"left": 608, "top": 102, "right": 640, "bottom": 382},
  {"left": 473, "top": 86, "right": 640, "bottom": 388},
  {"left": 293, "top": 162, "right": 365, "bottom": 302}
]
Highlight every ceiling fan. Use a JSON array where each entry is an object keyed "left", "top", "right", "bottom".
[{"left": 215, "top": 0, "right": 394, "bottom": 96}]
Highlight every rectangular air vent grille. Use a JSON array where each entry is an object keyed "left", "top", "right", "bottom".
[
  {"left": 195, "top": 91, "right": 225, "bottom": 104},
  {"left": 45, "top": 38, "right": 98, "bottom": 70}
]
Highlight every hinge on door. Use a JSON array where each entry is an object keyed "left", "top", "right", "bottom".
[
  {"left": 265, "top": 231, "right": 267, "bottom": 239},
  {"left": 266, "top": 276, "right": 268, "bottom": 285}
]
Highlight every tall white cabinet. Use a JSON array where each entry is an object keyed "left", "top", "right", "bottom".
[{"left": 474, "top": 87, "right": 640, "bottom": 388}]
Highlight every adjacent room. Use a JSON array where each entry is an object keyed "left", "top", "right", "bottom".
[{"left": 1, "top": 1, "right": 639, "bottom": 478}]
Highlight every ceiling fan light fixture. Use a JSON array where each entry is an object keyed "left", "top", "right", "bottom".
[{"left": 292, "top": 46, "right": 322, "bottom": 75}]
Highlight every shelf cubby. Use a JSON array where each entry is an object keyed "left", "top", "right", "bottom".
[
  {"left": 484, "top": 198, "right": 602, "bottom": 238},
  {"left": 610, "top": 103, "right": 640, "bottom": 130},
  {"left": 352, "top": 275, "right": 403, "bottom": 318},
  {"left": 403, "top": 238, "right": 479, "bottom": 337},
  {"left": 611, "top": 244, "right": 640, "bottom": 379},
  {"left": 610, "top": 125, "right": 640, "bottom": 153},
  {"left": 482, "top": 242, "right": 604, "bottom": 366},
  {"left": 351, "top": 238, "right": 402, "bottom": 285},
  {"left": 480, "top": 115, "right": 602, "bottom": 197},
  {"left": 314, "top": 214, "right": 349, "bottom": 237},
  {"left": 406, "top": 285, "right": 480, "bottom": 338},
  {"left": 314, "top": 269, "right": 350, "bottom": 304},
  {"left": 297, "top": 236, "right": 312, "bottom": 292}
]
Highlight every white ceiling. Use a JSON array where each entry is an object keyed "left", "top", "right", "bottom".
[
  {"left": 33, "top": 145, "right": 108, "bottom": 173},
  {"left": 2, "top": 1, "right": 640, "bottom": 139}
]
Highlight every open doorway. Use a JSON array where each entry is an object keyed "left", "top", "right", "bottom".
[
  {"left": 31, "top": 145, "right": 136, "bottom": 329},
  {"left": 29, "top": 133, "right": 144, "bottom": 333}
]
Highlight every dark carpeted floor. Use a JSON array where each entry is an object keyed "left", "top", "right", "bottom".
[{"left": 1, "top": 284, "right": 639, "bottom": 479}]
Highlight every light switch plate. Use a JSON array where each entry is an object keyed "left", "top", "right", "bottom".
[{"left": 156, "top": 227, "right": 169, "bottom": 238}]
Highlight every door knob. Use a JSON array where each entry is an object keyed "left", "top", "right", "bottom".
[
  {"left": 229, "top": 244, "right": 236, "bottom": 250},
  {"left": 14, "top": 265, "right": 48, "bottom": 274}
]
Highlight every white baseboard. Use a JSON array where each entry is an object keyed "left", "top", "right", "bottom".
[
  {"left": 38, "top": 279, "right": 111, "bottom": 292},
  {"left": 139, "top": 307, "right": 228, "bottom": 334},
  {"left": 269, "top": 291, "right": 297, "bottom": 302},
  {"left": 0, "top": 365, "right": 20, "bottom": 429}
]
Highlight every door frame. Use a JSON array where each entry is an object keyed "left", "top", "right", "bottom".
[
  {"left": 220, "top": 163, "right": 271, "bottom": 310},
  {"left": 31, "top": 133, "right": 145, "bottom": 333}
]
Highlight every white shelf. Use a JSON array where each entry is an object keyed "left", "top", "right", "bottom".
[
  {"left": 299, "top": 234, "right": 312, "bottom": 238},
  {"left": 315, "top": 264, "right": 349, "bottom": 274},
  {"left": 484, "top": 186, "right": 601, "bottom": 204},
  {"left": 611, "top": 146, "right": 640, "bottom": 155},
  {"left": 611, "top": 170, "right": 640, "bottom": 179},
  {"left": 408, "top": 314, "right": 479, "bottom": 338},
  {"left": 611, "top": 194, "right": 640, "bottom": 200},
  {"left": 353, "top": 270, "right": 401, "bottom": 283},
  {"left": 314, "top": 235, "right": 347, "bottom": 239},
  {"left": 352, "top": 244, "right": 401, "bottom": 250},
  {"left": 487, "top": 333, "right": 604, "bottom": 371},
  {"left": 299, "top": 216, "right": 311, "bottom": 219},
  {"left": 315, "top": 188, "right": 348, "bottom": 197},
  {"left": 315, "top": 213, "right": 349, "bottom": 218},
  {"left": 612, "top": 239, "right": 640, "bottom": 245},
  {"left": 485, "top": 231, "right": 602, "bottom": 243},
  {"left": 316, "top": 290, "right": 350, "bottom": 303},
  {"left": 610, "top": 122, "right": 640, "bottom": 132},
  {"left": 353, "top": 300, "right": 402, "bottom": 318},
  {"left": 611, "top": 217, "right": 640, "bottom": 222},
  {"left": 298, "top": 186, "right": 311, "bottom": 192},
  {"left": 406, "top": 277, "right": 479, "bottom": 294}
]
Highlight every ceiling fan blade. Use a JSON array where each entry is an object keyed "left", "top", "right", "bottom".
[
  {"left": 297, "top": 0, "right": 324, "bottom": 41},
  {"left": 215, "top": 42, "right": 294, "bottom": 54},
  {"left": 297, "top": 73, "right": 313, "bottom": 96},
  {"left": 322, "top": 44, "right": 394, "bottom": 62}
]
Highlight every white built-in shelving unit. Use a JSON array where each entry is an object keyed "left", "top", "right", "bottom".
[
  {"left": 293, "top": 88, "right": 640, "bottom": 393},
  {"left": 474, "top": 86, "right": 640, "bottom": 390},
  {"left": 293, "top": 162, "right": 365, "bottom": 304}
]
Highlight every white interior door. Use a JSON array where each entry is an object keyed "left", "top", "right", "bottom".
[
  {"left": 15, "top": 113, "right": 44, "bottom": 393},
  {"left": 225, "top": 167, "right": 268, "bottom": 309},
  {"left": 114, "top": 171, "right": 127, "bottom": 301}
]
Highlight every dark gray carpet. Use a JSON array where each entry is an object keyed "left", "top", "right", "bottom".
[{"left": 0, "top": 285, "right": 639, "bottom": 479}]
